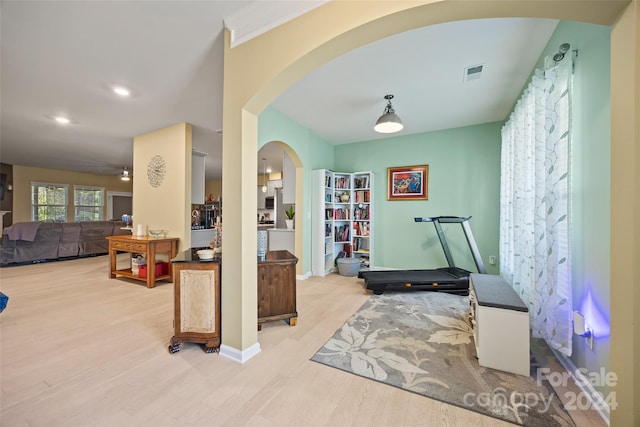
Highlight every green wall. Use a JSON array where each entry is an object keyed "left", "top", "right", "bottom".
[
  {"left": 258, "top": 107, "right": 335, "bottom": 275},
  {"left": 335, "top": 122, "right": 502, "bottom": 275}
]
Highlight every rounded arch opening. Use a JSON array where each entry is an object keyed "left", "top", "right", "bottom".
[{"left": 258, "top": 140, "right": 304, "bottom": 263}]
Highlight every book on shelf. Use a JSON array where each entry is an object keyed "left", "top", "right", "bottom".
[
  {"left": 334, "top": 224, "right": 350, "bottom": 242},
  {"left": 353, "top": 237, "right": 370, "bottom": 251},
  {"left": 353, "top": 205, "right": 369, "bottom": 220},
  {"left": 354, "top": 190, "right": 370, "bottom": 203},
  {"left": 361, "top": 222, "right": 369, "bottom": 236},
  {"left": 353, "top": 220, "right": 371, "bottom": 235},
  {"left": 357, "top": 255, "right": 370, "bottom": 268},
  {"left": 334, "top": 176, "right": 350, "bottom": 189},
  {"left": 354, "top": 176, "right": 369, "bottom": 189},
  {"left": 343, "top": 242, "right": 352, "bottom": 257},
  {"left": 333, "top": 208, "right": 349, "bottom": 220}
]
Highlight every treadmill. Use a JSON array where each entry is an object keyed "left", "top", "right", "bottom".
[{"left": 358, "top": 216, "right": 486, "bottom": 295}]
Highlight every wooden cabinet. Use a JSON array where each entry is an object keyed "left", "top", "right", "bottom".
[
  {"left": 257, "top": 250, "right": 298, "bottom": 330},
  {"left": 169, "top": 255, "right": 221, "bottom": 353}
]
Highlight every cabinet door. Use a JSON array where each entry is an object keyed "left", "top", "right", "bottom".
[
  {"left": 258, "top": 262, "right": 296, "bottom": 318},
  {"left": 257, "top": 186, "right": 266, "bottom": 209},
  {"left": 177, "top": 269, "right": 218, "bottom": 334},
  {"left": 267, "top": 180, "right": 282, "bottom": 197}
]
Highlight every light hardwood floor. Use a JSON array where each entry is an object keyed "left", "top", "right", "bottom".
[{"left": 1, "top": 255, "right": 605, "bottom": 426}]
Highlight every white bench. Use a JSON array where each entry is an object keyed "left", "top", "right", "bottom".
[{"left": 469, "top": 273, "right": 530, "bottom": 376}]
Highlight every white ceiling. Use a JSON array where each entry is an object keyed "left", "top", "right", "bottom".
[{"left": 0, "top": 2, "right": 558, "bottom": 180}]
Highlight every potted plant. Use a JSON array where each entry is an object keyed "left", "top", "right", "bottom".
[{"left": 284, "top": 206, "right": 295, "bottom": 230}]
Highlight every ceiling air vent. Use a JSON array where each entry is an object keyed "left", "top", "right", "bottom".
[{"left": 464, "top": 64, "right": 484, "bottom": 82}]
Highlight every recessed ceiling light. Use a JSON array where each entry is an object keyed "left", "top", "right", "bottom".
[
  {"left": 113, "top": 86, "right": 130, "bottom": 97},
  {"left": 55, "top": 116, "right": 70, "bottom": 125}
]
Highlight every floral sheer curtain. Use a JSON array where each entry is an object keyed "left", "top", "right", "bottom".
[{"left": 500, "top": 56, "right": 573, "bottom": 356}]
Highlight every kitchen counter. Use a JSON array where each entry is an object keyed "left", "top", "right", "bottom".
[
  {"left": 258, "top": 249, "right": 297, "bottom": 264},
  {"left": 172, "top": 249, "right": 221, "bottom": 264}
]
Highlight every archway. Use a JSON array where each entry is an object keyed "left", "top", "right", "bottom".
[
  {"left": 258, "top": 140, "right": 304, "bottom": 273},
  {"left": 222, "top": 3, "right": 637, "bottom": 424}
]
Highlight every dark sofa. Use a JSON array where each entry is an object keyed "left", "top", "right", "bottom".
[{"left": 1, "top": 221, "right": 130, "bottom": 265}]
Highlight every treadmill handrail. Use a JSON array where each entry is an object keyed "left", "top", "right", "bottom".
[
  {"left": 414, "top": 216, "right": 471, "bottom": 223},
  {"left": 413, "top": 215, "right": 486, "bottom": 273}
]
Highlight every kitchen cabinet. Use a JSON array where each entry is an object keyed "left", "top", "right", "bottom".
[
  {"left": 258, "top": 180, "right": 281, "bottom": 210},
  {"left": 257, "top": 186, "right": 266, "bottom": 209},
  {"left": 267, "top": 179, "right": 281, "bottom": 197},
  {"left": 192, "top": 151, "right": 206, "bottom": 204}
]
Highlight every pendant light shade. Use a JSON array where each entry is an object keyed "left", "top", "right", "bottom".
[
  {"left": 120, "top": 166, "right": 131, "bottom": 181},
  {"left": 374, "top": 94, "right": 403, "bottom": 134}
]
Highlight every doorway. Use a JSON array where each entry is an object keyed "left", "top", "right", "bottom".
[{"left": 107, "top": 191, "right": 132, "bottom": 221}]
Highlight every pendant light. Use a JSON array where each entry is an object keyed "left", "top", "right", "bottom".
[
  {"left": 261, "top": 158, "right": 267, "bottom": 193},
  {"left": 374, "top": 94, "right": 403, "bottom": 134},
  {"left": 120, "top": 166, "right": 131, "bottom": 181}
]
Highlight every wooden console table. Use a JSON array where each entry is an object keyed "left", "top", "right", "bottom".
[{"left": 106, "top": 235, "right": 179, "bottom": 288}]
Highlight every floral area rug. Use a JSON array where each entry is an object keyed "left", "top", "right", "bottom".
[{"left": 311, "top": 291, "right": 575, "bottom": 426}]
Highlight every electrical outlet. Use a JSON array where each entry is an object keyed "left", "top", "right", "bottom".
[
  {"left": 586, "top": 326, "right": 594, "bottom": 350},
  {"left": 489, "top": 255, "right": 496, "bottom": 265}
]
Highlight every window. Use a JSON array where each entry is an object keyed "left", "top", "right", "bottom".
[
  {"left": 32, "top": 183, "right": 68, "bottom": 222},
  {"left": 74, "top": 186, "right": 104, "bottom": 221}
]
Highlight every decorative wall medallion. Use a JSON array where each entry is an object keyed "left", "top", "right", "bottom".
[{"left": 147, "top": 155, "right": 167, "bottom": 188}]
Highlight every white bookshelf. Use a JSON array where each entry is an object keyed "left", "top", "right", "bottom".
[
  {"left": 351, "top": 172, "right": 373, "bottom": 271},
  {"left": 312, "top": 169, "right": 374, "bottom": 276}
]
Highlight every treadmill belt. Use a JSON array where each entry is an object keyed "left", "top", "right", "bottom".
[
  {"left": 359, "top": 267, "right": 471, "bottom": 295},
  {"left": 356, "top": 216, "right": 482, "bottom": 296},
  {"left": 360, "top": 269, "right": 459, "bottom": 283}
]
